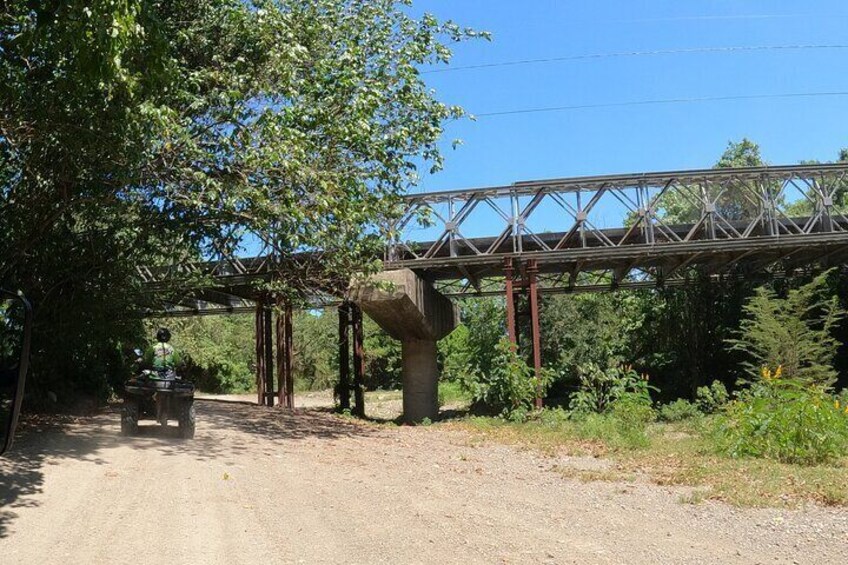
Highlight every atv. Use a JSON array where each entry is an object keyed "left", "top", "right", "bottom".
[{"left": 121, "top": 351, "right": 195, "bottom": 439}]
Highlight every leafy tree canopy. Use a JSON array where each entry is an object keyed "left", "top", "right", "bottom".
[
  {"left": 0, "top": 1, "right": 486, "bottom": 402},
  {"left": 658, "top": 139, "right": 766, "bottom": 225}
]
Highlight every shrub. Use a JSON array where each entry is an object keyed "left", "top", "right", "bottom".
[
  {"left": 716, "top": 274, "right": 848, "bottom": 465},
  {"left": 659, "top": 399, "right": 701, "bottom": 422},
  {"left": 437, "top": 380, "right": 472, "bottom": 408},
  {"left": 716, "top": 373, "right": 848, "bottom": 465},
  {"left": 569, "top": 362, "right": 655, "bottom": 414},
  {"left": 468, "top": 338, "right": 553, "bottom": 420},
  {"left": 612, "top": 392, "right": 656, "bottom": 424},
  {"left": 696, "top": 380, "right": 729, "bottom": 413},
  {"left": 561, "top": 391, "right": 657, "bottom": 449},
  {"left": 728, "top": 272, "right": 843, "bottom": 386},
  {"left": 573, "top": 395, "right": 655, "bottom": 449}
]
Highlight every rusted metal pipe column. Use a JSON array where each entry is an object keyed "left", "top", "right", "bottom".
[
  {"left": 284, "top": 301, "right": 294, "bottom": 409},
  {"left": 351, "top": 302, "right": 366, "bottom": 418},
  {"left": 504, "top": 257, "right": 517, "bottom": 347},
  {"left": 527, "top": 260, "right": 543, "bottom": 410},
  {"left": 276, "top": 297, "right": 290, "bottom": 409},
  {"left": 255, "top": 302, "right": 265, "bottom": 406},
  {"left": 337, "top": 302, "right": 351, "bottom": 411},
  {"left": 263, "top": 301, "right": 274, "bottom": 407}
]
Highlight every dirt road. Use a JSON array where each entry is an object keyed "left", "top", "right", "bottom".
[{"left": 1, "top": 400, "right": 846, "bottom": 564}]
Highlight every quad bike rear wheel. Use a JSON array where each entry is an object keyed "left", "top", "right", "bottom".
[
  {"left": 121, "top": 400, "right": 139, "bottom": 436},
  {"left": 178, "top": 399, "right": 195, "bottom": 439}
]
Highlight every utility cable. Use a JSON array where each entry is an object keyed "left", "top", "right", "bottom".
[
  {"left": 474, "top": 91, "right": 848, "bottom": 118},
  {"left": 423, "top": 45, "right": 848, "bottom": 74}
]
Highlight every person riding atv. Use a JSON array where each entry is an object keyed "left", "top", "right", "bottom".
[
  {"left": 121, "top": 328, "right": 195, "bottom": 439},
  {"left": 143, "top": 328, "right": 183, "bottom": 375}
]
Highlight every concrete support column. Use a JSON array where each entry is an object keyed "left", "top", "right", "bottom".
[
  {"left": 350, "top": 268, "right": 458, "bottom": 423},
  {"left": 401, "top": 339, "right": 439, "bottom": 422}
]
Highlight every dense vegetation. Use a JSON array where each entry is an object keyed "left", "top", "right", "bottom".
[{"left": 0, "top": 1, "right": 483, "bottom": 407}]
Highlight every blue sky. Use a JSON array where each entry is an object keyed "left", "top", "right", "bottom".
[{"left": 411, "top": 0, "right": 848, "bottom": 193}]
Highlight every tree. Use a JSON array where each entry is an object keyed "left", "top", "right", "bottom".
[
  {"left": 659, "top": 139, "right": 766, "bottom": 224},
  {"left": 785, "top": 149, "right": 848, "bottom": 217},
  {"left": 155, "top": 315, "right": 256, "bottom": 393},
  {"left": 540, "top": 292, "right": 641, "bottom": 380},
  {"left": 632, "top": 279, "right": 750, "bottom": 399},
  {"left": 730, "top": 272, "right": 843, "bottom": 386},
  {"left": 0, "top": 1, "right": 487, "bottom": 403}
]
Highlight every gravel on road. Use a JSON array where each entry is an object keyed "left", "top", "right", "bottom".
[{"left": 0, "top": 400, "right": 846, "bottom": 564}]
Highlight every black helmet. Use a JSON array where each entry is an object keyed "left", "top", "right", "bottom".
[{"left": 156, "top": 327, "right": 171, "bottom": 343}]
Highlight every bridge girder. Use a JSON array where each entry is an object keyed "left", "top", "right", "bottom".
[{"left": 140, "top": 163, "right": 848, "bottom": 312}]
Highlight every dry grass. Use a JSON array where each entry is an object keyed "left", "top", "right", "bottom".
[{"left": 446, "top": 415, "right": 848, "bottom": 508}]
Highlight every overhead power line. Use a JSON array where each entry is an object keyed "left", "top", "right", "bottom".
[
  {"left": 422, "top": 45, "right": 848, "bottom": 74},
  {"left": 474, "top": 91, "right": 848, "bottom": 118},
  {"left": 617, "top": 14, "right": 837, "bottom": 23}
]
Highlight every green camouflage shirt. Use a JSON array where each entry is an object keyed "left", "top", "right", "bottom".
[{"left": 143, "top": 342, "right": 182, "bottom": 370}]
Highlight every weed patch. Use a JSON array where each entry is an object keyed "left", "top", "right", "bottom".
[{"left": 450, "top": 413, "right": 848, "bottom": 508}]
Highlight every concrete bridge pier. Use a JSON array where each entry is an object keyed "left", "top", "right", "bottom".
[
  {"left": 401, "top": 338, "right": 440, "bottom": 422},
  {"left": 351, "top": 269, "right": 458, "bottom": 422}
]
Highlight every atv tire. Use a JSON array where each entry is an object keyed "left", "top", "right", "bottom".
[
  {"left": 121, "top": 400, "right": 139, "bottom": 436},
  {"left": 178, "top": 399, "right": 195, "bottom": 439}
]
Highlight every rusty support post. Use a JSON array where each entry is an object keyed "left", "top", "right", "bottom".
[
  {"left": 351, "top": 302, "right": 366, "bottom": 418},
  {"left": 263, "top": 301, "right": 274, "bottom": 407},
  {"left": 337, "top": 302, "right": 351, "bottom": 411},
  {"left": 255, "top": 302, "right": 265, "bottom": 406},
  {"left": 284, "top": 301, "right": 294, "bottom": 409},
  {"left": 504, "top": 257, "right": 517, "bottom": 347},
  {"left": 527, "top": 260, "right": 543, "bottom": 410},
  {"left": 276, "top": 296, "right": 286, "bottom": 408}
]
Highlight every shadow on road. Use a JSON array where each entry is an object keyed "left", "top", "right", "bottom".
[
  {"left": 0, "top": 414, "right": 112, "bottom": 539},
  {"left": 0, "top": 400, "right": 378, "bottom": 538}
]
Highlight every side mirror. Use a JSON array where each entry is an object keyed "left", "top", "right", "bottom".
[{"left": 0, "top": 290, "right": 33, "bottom": 456}]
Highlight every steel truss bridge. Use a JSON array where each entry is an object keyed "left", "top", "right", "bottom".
[
  {"left": 143, "top": 162, "right": 848, "bottom": 316},
  {"left": 388, "top": 162, "right": 848, "bottom": 296},
  {"left": 140, "top": 163, "right": 848, "bottom": 410}
]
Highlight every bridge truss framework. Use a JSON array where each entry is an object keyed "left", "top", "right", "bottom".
[{"left": 141, "top": 163, "right": 848, "bottom": 410}]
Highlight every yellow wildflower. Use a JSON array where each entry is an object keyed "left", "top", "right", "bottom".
[{"left": 774, "top": 365, "right": 783, "bottom": 379}]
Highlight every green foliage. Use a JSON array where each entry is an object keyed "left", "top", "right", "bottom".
[
  {"left": 568, "top": 362, "right": 655, "bottom": 414},
  {"left": 633, "top": 276, "right": 751, "bottom": 400},
  {"left": 658, "top": 399, "right": 702, "bottom": 422},
  {"left": 0, "top": 1, "right": 484, "bottom": 403},
  {"left": 362, "top": 317, "right": 402, "bottom": 390},
  {"left": 569, "top": 396, "right": 655, "bottom": 450},
  {"left": 716, "top": 275, "right": 848, "bottom": 464},
  {"left": 438, "top": 324, "right": 475, "bottom": 382},
  {"left": 541, "top": 292, "right": 641, "bottom": 381},
  {"left": 437, "top": 380, "right": 472, "bottom": 408},
  {"left": 291, "top": 311, "right": 337, "bottom": 392},
  {"left": 696, "top": 380, "right": 730, "bottom": 414},
  {"left": 658, "top": 139, "right": 766, "bottom": 224},
  {"left": 467, "top": 338, "right": 553, "bottom": 420},
  {"left": 456, "top": 299, "right": 506, "bottom": 380},
  {"left": 149, "top": 315, "right": 254, "bottom": 393},
  {"left": 716, "top": 376, "right": 848, "bottom": 465},
  {"left": 729, "top": 272, "right": 843, "bottom": 386}
]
